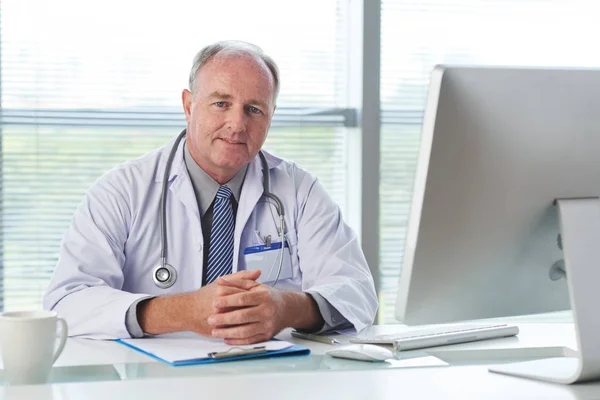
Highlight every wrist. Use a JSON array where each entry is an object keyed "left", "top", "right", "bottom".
[
  {"left": 138, "top": 293, "right": 196, "bottom": 335},
  {"left": 282, "top": 291, "right": 324, "bottom": 332}
]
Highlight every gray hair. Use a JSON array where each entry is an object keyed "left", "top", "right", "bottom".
[{"left": 188, "top": 40, "right": 280, "bottom": 104}]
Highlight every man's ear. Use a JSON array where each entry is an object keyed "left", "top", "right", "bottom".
[{"left": 182, "top": 89, "right": 193, "bottom": 124}]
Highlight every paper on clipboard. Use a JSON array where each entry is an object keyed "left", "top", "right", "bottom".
[{"left": 118, "top": 332, "right": 294, "bottom": 364}]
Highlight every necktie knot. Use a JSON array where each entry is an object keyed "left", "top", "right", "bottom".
[{"left": 216, "top": 185, "right": 233, "bottom": 200}]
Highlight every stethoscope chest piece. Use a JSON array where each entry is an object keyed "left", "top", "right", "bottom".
[{"left": 152, "top": 263, "right": 177, "bottom": 289}]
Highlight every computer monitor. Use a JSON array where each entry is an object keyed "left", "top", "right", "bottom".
[{"left": 395, "top": 65, "right": 600, "bottom": 326}]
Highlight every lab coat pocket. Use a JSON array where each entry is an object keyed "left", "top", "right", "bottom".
[
  {"left": 252, "top": 230, "right": 265, "bottom": 245},
  {"left": 244, "top": 230, "right": 297, "bottom": 284}
]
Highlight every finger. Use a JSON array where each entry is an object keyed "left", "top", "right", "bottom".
[
  {"left": 208, "top": 306, "right": 262, "bottom": 326},
  {"left": 213, "top": 290, "right": 265, "bottom": 309},
  {"left": 215, "top": 285, "right": 247, "bottom": 297},
  {"left": 214, "top": 287, "right": 250, "bottom": 314},
  {"left": 214, "top": 305, "right": 247, "bottom": 315},
  {"left": 224, "top": 333, "right": 273, "bottom": 346},
  {"left": 217, "top": 276, "right": 262, "bottom": 290},
  {"left": 211, "top": 322, "right": 266, "bottom": 340}
]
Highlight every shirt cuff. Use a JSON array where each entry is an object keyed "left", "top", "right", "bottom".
[
  {"left": 306, "top": 292, "right": 352, "bottom": 334},
  {"left": 125, "top": 297, "right": 154, "bottom": 338}
]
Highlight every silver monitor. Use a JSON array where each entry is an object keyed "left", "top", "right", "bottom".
[{"left": 395, "top": 65, "right": 600, "bottom": 326}]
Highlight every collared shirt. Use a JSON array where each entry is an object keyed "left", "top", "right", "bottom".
[
  {"left": 125, "top": 141, "right": 350, "bottom": 337},
  {"left": 184, "top": 142, "right": 247, "bottom": 280},
  {"left": 184, "top": 142, "right": 246, "bottom": 218}
]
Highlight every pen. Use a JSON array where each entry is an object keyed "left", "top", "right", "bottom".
[{"left": 291, "top": 330, "right": 340, "bottom": 345}]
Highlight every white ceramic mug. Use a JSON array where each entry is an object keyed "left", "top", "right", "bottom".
[{"left": 0, "top": 310, "right": 68, "bottom": 385}]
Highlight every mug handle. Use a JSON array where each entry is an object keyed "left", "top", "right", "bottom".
[{"left": 52, "top": 317, "right": 68, "bottom": 364}]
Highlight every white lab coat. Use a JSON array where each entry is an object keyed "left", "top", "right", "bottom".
[{"left": 43, "top": 135, "right": 378, "bottom": 339}]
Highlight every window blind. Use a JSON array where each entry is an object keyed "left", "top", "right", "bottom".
[
  {"left": 380, "top": 0, "right": 600, "bottom": 323},
  {"left": 0, "top": 0, "right": 355, "bottom": 310}
]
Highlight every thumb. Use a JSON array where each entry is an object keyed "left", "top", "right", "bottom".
[
  {"left": 217, "top": 269, "right": 262, "bottom": 289},
  {"left": 229, "top": 269, "right": 261, "bottom": 280}
]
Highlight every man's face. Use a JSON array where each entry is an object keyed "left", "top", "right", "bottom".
[{"left": 182, "top": 54, "right": 276, "bottom": 183}]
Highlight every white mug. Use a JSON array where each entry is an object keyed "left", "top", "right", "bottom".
[{"left": 0, "top": 310, "right": 68, "bottom": 385}]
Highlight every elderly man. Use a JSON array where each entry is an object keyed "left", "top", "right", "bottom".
[{"left": 44, "top": 41, "right": 377, "bottom": 345}]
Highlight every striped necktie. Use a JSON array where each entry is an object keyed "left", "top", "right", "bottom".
[{"left": 205, "top": 185, "right": 235, "bottom": 285}]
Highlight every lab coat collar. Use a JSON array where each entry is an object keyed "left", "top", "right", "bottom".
[{"left": 155, "top": 134, "right": 187, "bottom": 184}]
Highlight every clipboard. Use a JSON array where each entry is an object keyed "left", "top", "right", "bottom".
[{"left": 116, "top": 333, "right": 310, "bottom": 366}]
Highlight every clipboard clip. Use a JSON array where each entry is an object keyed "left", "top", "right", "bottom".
[{"left": 208, "top": 346, "right": 267, "bottom": 360}]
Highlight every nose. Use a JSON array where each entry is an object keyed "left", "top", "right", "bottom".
[{"left": 226, "top": 106, "right": 247, "bottom": 134}]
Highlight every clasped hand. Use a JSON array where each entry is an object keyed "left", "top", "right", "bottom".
[{"left": 207, "top": 269, "right": 287, "bottom": 345}]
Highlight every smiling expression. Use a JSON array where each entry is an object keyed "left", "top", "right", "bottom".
[{"left": 182, "top": 54, "right": 276, "bottom": 184}]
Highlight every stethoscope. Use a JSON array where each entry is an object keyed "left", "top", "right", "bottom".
[{"left": 152, "top": 129, "right": 287, "bottom": 289}]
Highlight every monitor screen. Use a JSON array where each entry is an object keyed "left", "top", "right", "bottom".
[{"left": 396, "top": 66, "right": 600, "bottom": 325}]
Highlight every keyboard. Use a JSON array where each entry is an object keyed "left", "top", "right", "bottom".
[{"left": 350, "top": 323, "right": 519, "bottom": 351}]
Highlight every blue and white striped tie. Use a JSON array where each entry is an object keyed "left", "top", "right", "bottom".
[{"left": 205, "top": 185, "right": 235, "bottom": 285}]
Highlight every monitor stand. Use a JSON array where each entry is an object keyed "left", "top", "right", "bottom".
[{"left": 489, "top": 197, "right": 600, "bottom": 384}]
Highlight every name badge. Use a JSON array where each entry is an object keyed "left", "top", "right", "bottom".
[{"left": 243, "top": 241, "right": 293, "bottom": 284}]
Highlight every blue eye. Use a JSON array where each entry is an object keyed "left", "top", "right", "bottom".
[
  {"left": 215, "top": 102, "right": 226, "bottom": 107},
  {"left": 248, "top": 106, "right": 261, "bottom": 114}
]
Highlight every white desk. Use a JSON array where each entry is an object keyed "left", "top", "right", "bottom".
[{"left": 1, "top": 313, "right": 599, "bottom": 399}]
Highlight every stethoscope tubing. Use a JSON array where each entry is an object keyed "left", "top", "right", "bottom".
[{"left": 153, "top": 129, "right": 286, "bottom": 289}]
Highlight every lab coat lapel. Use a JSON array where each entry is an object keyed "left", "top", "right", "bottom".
[
  {"left": 233, "top": 156, "right": 264, "bottom": 271},
  {"left": 158, "top": 139, "right": 203, "bottom": 259},
  {"left": 171, "top": 170, "right": 201, "bottom": 227}
]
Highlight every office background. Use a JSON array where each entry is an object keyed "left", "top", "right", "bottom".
[{"left": 0, "top": 0, "right": 598, "bottom": 323}]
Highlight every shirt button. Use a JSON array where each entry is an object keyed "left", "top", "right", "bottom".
[{"left": 197, "top": 241, "right": 203, "bottom": 251}]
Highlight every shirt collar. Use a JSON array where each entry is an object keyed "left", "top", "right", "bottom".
[{"left": 183, "top": 141, "right": 248, "bottom": 217}]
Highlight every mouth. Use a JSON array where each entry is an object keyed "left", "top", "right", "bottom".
[{"left": 218, "top": 138, "right": 245, "bottom": 145}]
